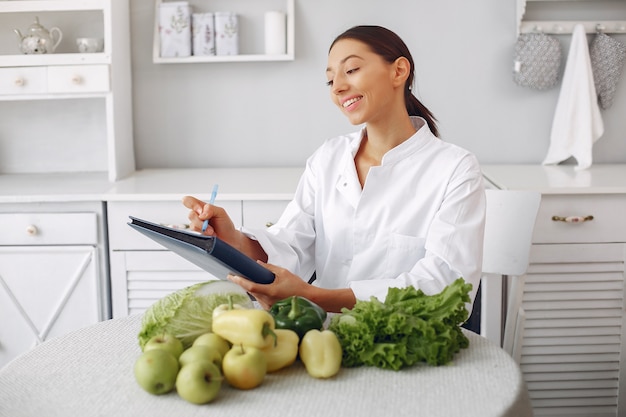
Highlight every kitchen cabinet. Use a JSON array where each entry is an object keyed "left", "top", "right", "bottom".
[
  {"left": 105, "top": 168, "right": 301, "bottom": 317},
  {"left": 482, "top": 164, "right": 626, "bottom": 417},
  {"left": 152, "top": 0, "right": 295, "bottom": 63},
  {"left": 0, "top": 199, "right": 109, "bottom": 369},
  {"left": 0, "top": 0, "right": 134, "bottom": 181}
]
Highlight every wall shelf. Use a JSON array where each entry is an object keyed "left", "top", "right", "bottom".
[
  {"left": 152, "top": 0, "right": 294, "bottom": 64},
  {"left": 517, "top": 0, "right": 626, "bottom": 34}
]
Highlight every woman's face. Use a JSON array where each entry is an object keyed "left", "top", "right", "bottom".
[{"left": 326, "top": 38, "right": 400, "bottom": 126}]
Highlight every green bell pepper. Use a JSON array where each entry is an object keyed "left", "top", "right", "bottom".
[{"left": 269, "top": 296, "right": 327, "bottom": 339}]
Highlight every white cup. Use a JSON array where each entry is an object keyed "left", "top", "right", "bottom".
[{"left": 76, "top": 37, "right": 104, "bottom": 53}]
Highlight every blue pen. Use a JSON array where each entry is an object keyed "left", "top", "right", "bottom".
[{"left": 201, "top": 184, "right": 219, "bottom": 233}]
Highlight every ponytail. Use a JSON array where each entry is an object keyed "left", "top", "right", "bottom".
[{"left": 405, "top": 88, "right": 439, "bottom": 137}]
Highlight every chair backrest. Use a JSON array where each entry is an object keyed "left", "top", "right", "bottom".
[
  {"left": 482, "top": 189, "right": 542, "bottom": 276},
  {"left": 478, "top": 189, "right": 541, "bottom": 345}
]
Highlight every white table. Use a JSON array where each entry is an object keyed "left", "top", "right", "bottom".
[{"left": 0, "top": 315, "right": 533, "bottom": 417}]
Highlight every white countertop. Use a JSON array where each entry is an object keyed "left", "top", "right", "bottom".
[
  {"left": 481, "top": 164, "right": 626, "bottom": 194},
  {"left": 1, "top": 164, "right": 625, "bottom": 204},
  {"left": 0, "top": 172, "right": 113, "bottom": 203},
  {"left": 0, "top": 168, "right": 304, "bottom": 204}
]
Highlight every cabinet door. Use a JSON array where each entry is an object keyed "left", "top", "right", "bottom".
[
  {"left": 505, "top": 243, "right": 626, "bottom": 417},
  {"left": 0, "top": 246, "right": 101, "bottom": 368},
  {"left": 242, "top": 200, "right": 290, "bottom": 229}
]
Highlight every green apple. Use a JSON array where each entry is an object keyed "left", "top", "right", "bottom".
[
  {"left": 193, "top": 332, "right": 230, "bottom": 358},
  {"left": 221, "top": 344, "right": 267, "bottom": 390},
  {"left": 179, "top": 345, "right": 222, "bottom": 368},
  {"left": 176, "top": 361, "right": 222, "bottom": 404},
  {"left": 134, "top": 349, "right": 179, "bottom": 395},
  {"left": 143, "top": 333, "right": 184, "bottom": 359}
]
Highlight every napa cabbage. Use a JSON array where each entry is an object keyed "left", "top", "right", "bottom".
[{"left": 138, "top": 280, "right": 253, "bottom": 349}]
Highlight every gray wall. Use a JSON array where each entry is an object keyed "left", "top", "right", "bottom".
[
  {"left": 126, "top": 1, "right": 626, "bottom": 169},
  {"left": 12, "top": 0, "right": 626, "bottom": 169}
]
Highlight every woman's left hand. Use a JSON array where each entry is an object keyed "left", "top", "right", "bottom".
[{"left": 227, "top": 261, "right": 310, "bottom": 310}]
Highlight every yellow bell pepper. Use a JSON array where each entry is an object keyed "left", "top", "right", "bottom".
[
  {"left": 212, "top": 308, "right": 277, "bottom": 349},
  {"left": 212, "top": 294, "right": 249, "bottom": 319},
  {"left": 299, "top": 329, "right": 342, "bottom": 378},
  {"left": 212, "top": 302, "right": 248, "bottom": 319},
  {"left": 261, "top": 329, "right": 299, "bottom": 373}
]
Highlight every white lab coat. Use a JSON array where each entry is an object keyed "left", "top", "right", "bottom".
[{"left": 246, "top": 117, "right": 485, "bottom": 303}]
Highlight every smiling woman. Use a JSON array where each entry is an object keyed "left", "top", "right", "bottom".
[
  {"left": 326, "top": 25, "right": 439, "bottom": 137},
  {"left": 182, "top": 25, "right": 486, "bottom": 322}
]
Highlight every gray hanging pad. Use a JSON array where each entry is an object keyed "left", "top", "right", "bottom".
[
  {"left": 590, "top": 32, "right": 626, "bottom": 110},
  {"left": 513, "top": 32, "right": 562, "bottom": 90}
]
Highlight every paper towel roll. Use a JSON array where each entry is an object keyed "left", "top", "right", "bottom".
[{"left": 264, "top": 11, "right": 286, "bottom": 55}]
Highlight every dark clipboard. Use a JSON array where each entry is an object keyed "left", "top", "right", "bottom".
[{"left": 128, "top": 216, "right": 275, "bottom": 284}]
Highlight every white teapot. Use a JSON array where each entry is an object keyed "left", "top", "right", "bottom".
[{"left": 14, "top": 17, "right": 63, "bottom": 54}]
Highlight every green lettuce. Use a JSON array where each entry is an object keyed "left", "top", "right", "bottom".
[
  {"left": 138, "top": 280, "right": 253, "bottom": 349},
  {"left": 328, "top": 278, "right": 472, "bottom": 370}
]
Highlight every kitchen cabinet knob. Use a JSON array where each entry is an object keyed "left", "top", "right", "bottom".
[
  {"left": 14, "top": 77, "right": 25, "bottom": 87},
  {"left": 71, "top": 75, "right": 83, "bottom": 85},
  {"left": 551, "top": 215, "right": 594, "bottom": 223},
  {"left": 25, "top": 225, "right": 38, "bottom": 236}
]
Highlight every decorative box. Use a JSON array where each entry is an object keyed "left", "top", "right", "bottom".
[{"left": 159, "top": 1, "right": 191, "bottom": 57}]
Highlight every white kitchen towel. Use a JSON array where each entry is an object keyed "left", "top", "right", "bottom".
[{"left": 543, "top": 24, "right": 604, "bottom": 171}]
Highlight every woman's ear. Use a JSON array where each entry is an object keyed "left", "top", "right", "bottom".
[{"left": 392, "top": 56, "right": 411, "bottom": 88}]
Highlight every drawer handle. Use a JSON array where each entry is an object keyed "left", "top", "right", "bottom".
[
  {"left": 71, "top": 75, "right": 83, "bottom": 85},
  {"left": 25, "top": 224, "right": 38, "bottom": 236},
  {"left": 551, "top": 215, "right": 594, "bottom": 223},
  {"left": 14, "top": 77, "right": 25, "bottom": 87}
]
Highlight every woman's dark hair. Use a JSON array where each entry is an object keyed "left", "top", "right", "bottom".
[{"left": 330, "top": 25, "right": 439, "bottom": 137}]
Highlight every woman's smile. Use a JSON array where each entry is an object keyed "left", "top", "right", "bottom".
[{"left": 342, "top": 95, "right": 363, "bottom": 109}]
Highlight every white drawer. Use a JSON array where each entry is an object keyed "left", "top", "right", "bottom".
[
  {"left": 108, "top": 200, "right": 243, "bottom": 250},
  {"left": 242, "top": 200, "right": 290, "bottom": 229},
  {"left": 0, "top": 212, "right": 98, "bottom": 245},
  {"left": 0, "top": 67, "right": 46, "bottom": 95},
  {"left": 47, "top": 65, "right": 110, "bottom": 94},
  {"left": 532, "top": 194, "right": 626, "bottom": 244}
]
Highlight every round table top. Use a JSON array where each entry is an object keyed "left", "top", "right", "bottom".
[{"left": 0, "top": 315, "right": 533, "bottom": 417}]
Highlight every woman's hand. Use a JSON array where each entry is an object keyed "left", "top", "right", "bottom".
[
  {"left": 182, "top": 195, "right": 268, "bottom": 262},
  {"left": 182, "top": 195, "right": 239, "bottom": 244},
  {"left": 228, "top": 261, "right": 311, "bottom": 310}
]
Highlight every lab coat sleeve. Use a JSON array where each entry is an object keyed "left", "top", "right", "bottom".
[
  {"left": 240, "top": 159, "right": 318, "bottom": 282},
  {"left": 349, "top": 154, "right": 486, "bottom": 304}
]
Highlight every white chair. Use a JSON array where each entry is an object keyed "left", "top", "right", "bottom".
[{"left": 479, "top": 189, "right": 541, "bottom": 347}]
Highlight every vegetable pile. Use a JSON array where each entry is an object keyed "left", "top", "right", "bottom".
[
  {"left": 134, "top": 290, "right": 342, "bottom": 404},
  {"left": 328, "top": 278, "right": 472, "bottom": 370}
]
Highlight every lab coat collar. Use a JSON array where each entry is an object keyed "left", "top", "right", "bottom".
[
  {"left": 380, "top": 116, "right": 432, "bottom": 165},
  {"left": 335, "top": 117, "right": 433, "bottom": 208}
]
